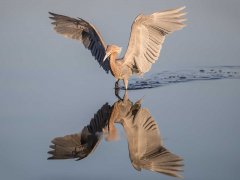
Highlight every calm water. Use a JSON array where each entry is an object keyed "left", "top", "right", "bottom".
[
  {"left": 1, "top": 1, "right": 240, "bottom": 180},
  {"left": 1, "top": 79, "right": 240, "bottom": 180}
]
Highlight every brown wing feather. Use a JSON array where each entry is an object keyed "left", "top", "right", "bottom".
[
  {"left": 48, "top": 103, "right": 112, "bottom": 160},
  {"left": 123, "top": 7, "right": 186, "bottom": 74},
  {"left": 49, "top": 12, "right": 110, "bottom": 73},
  {"left": 124, "top": 106, "right": 184, "bottom": 178}
]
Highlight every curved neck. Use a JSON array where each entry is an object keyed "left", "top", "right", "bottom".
[
  {"left": 108, "top": 52, "right": 121, "bottom": 77},
  {"left": 109, "top": 52, "right": 118, "bottom": 61},
  {"left": 109, "top": 52, "right": 119, "bottom": 69}
]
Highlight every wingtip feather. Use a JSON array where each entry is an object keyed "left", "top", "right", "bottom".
[{"left": 178, "top": 6, "right": 186, "bottom": 11}]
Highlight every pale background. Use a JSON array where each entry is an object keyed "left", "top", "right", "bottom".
[{"left": 0, "top": 1, "right": 240, "bottom": 180}]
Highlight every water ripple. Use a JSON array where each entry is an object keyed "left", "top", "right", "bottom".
[{"left": 122, "top": 66, "right": 240, "bottom": 90}]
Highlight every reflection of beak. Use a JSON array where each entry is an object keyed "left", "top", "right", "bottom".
[{"left": 103, "top": 52, "right": 111, "bottom": 61}]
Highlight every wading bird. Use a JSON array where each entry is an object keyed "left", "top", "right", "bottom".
[{"left": 49, "top": 7, "right": 186, "bottom": 89}]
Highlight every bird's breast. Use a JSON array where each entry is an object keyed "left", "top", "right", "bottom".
[
  {"left": 110, "top": 65, "right": 122, "bottom": 79},
  {"left": 109, "top": 59, "right": 123, "bottom": 79}
]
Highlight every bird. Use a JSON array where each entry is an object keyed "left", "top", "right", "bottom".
[
  {"left": 49, "top": 7, "right": 186, "bottom": 89},
  {"left": 49, "top": 7, "right": 186, "bottom": 90},
  {"left": 48, "top": 103, "right": 112, "bottom": 160},
  {"left": 107, "top": 91, "right": 184, "bottom": 178}
]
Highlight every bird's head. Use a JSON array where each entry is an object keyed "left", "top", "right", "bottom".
[{"left": 103, "top": 45, "right": 122, "bottom": 61}]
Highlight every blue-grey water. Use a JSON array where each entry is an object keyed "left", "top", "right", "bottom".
[
  {"left": 125, "top": 66, "right": 240, "bottom": 90},
  {"left": 1, "top": 1, "right": 240, "bottom": 180}
]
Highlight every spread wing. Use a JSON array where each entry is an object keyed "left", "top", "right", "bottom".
[
  {"left": 124, "top": 107, "right": 183, "bottom": 178},
  {"left": 48, "top": 103, "right": 112, "bottom": 160},
  {"left": 123, "top": 7, "right": 186, "bottom": 74},
  {"left": 49, "top": 12, "right": 110, "bottom": 73},
  {"left": 48, "top": 132, "right": 92, "bottom": 160}
]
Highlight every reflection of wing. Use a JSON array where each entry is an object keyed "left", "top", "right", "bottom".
[
  {"left": 49, "top": 12, "right": 110, "bottom": 73},
  {"left": 48, "top": 103, "right": 111, "bottom": 160},
  {"left": 48, "top": 132, "right": 95, "bottom": 160},
  {"left": 123, "top": 7, "right": 186, "bottom": 74},
  {"left": 123, "top": 106, "right": 183, "bottom": 178}
]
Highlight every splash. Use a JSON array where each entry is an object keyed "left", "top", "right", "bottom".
[{"left": 122, "top": 66, "right": 240, "bottom": 90}]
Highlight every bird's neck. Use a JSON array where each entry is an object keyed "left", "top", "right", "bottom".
[
  {"left": 109, "top": 52, "right": 118, "bottom": 62},
  {"left": 109, "top": 52, "right": 119, "bottom": 75}
]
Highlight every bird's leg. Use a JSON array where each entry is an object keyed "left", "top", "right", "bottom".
[
  {"left": 123, "top": 90, "right": 129, "bottom": 103},
  {"left": 115, "top": 87, "right": 122, "bottom": 100},
  {"left": 114, "top": 79, "right": 122, "bottom": 99},
  {"left": 123, "top": 78, "right": 128, "bottom": 90},
  {"left": 115, "top": 79, "right": 120, "bottom": 89},
  {"left": 123, "top": 90, "right": 128, "bottom": 101}
]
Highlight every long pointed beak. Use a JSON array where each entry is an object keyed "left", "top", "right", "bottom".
[{"left": 103, "top": 52, "right": 111, "bottom": 62}]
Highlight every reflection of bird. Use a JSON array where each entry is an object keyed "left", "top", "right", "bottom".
[
  {"left": 48, "top": 92, "right": 183, "bottom": 178},
  {"left": 107, "top": 91, "right": 183, "bottom": 178},
  {"left": 48, "top": 103, "right": 111, "bottom": 160},
  {"left": 49, "top": 7, "right": 186, "bottom": 89}
]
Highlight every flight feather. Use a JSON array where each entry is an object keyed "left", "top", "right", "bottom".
[
  {"left": 123, "top": 7, "right": 186, "bottom": 74},
  {"left": 49, "top": 12, "right": 110, "bottom": 73}
]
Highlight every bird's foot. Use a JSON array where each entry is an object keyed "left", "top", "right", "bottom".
[{"left": 114, "top": 81, "right": 120, "bottom": 90}]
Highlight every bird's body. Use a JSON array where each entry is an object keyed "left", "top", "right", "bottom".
[
  {"left": 109, "top": 53, "right": 129, "bottom": 80},
  {"left": 106, "top": 48, "right": 132, "bottom": 89},
  {"left": 49, "top": 7, "right": 186, "bottom": 89}
]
